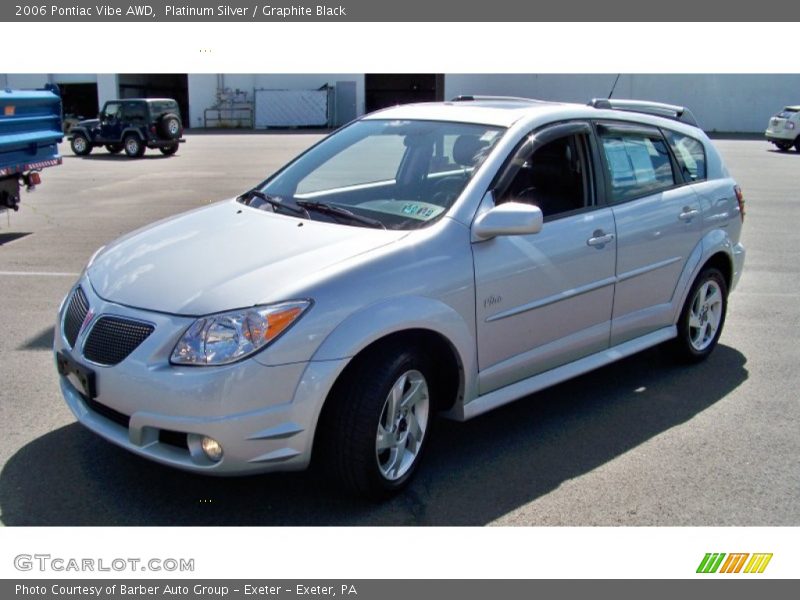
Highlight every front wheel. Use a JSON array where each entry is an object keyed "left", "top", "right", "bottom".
[
  {"left": 159, "top": 143, "right": 179, "bottom": 156},
  {"left": 123, "top": 134, "right": 145, "bottom": 158},
  {"left": 317, "top": 346, "right": 434, "bottom": 498},
  {"left": 795, "top": 138, "right": 800, "bottom": 153},
  {"left": 775, "top": 142, "right": 791, "bottom": 152},
  {"left": 672, "top": 267, "right": 728, "bottom": 363},
  {"left": 70, "top": 133, "right": 92, "bottom": 156}
]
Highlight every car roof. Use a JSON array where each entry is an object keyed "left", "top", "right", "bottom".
[
  {"left": 362, "top": 98, "right": 566, "bottom": 127},
  {"left": 107, "top": 98, "right": 177, "bottom": 103},
  {"left": 361, "top": 97, "right": 702, "bottom": 132},
  {"left": 783, "top": 105, "right": 800, "bottom": 111}
]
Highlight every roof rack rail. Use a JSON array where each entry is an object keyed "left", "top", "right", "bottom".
[
  {"left": 588, "top": 98, "right": 698, "bottom": 127},
  {"left": 451, "top": 95, "right": 542, "bottom": 104}
]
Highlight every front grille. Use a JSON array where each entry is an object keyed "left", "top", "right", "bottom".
[
  {"left": 83, "top": 316, "right": 154, "bottom": 366},
  {"left": 63, "top": 287, "right": 89, "bottom": 347}
]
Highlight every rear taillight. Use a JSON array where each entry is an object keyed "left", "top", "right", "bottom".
[
  {"left": 734, "top": 185, "right": 745, "bottom": 222},
  {"left": 150, "top": 125, "right": 157, "bottom": 134}
]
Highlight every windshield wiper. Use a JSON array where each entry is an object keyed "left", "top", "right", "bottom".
[
  {"left": 238, "top": 189, "right": 310, "bottom": 218},
  {"left": 295, "top": 201, "right": 386, "bottom": 229}
]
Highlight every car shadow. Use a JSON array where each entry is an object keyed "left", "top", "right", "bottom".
[
  {"left": 17, "top": 326, "right": 54, "bottom": 351},
  {"left": 766, "top": 148, "right": 800, "bottom": 154},
  {"left": 0, "top": 344, "right": 747, "bottom": 526},
  {"left": 63, "top": 154, "right": 174, "bottom": 161}
]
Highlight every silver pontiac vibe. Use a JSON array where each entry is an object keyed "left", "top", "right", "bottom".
[{"left": 55, "top": 97, "right": 746, "bottom": 497}]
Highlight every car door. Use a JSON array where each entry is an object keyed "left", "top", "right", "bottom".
[
  {"left": 595, "top": 121, "right": 702, "bottom": 345},
  {"left": 472, "top": 122, "right": 617, "bottom": 395},
  {"left": 98, "top": 101, "right": 122, "bottom": 142}
]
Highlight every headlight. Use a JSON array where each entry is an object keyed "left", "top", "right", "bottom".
[{"left": 170, "top": 300, "right": 311, "bottom": 366}]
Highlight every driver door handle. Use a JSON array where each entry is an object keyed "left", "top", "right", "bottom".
[{"left": 587, "top": 231, "right": 615, "bottom": 248}]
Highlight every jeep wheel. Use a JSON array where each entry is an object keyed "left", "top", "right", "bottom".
[
  {"left": 672, "top": 267, "right": 728, "bottom": 363},
  {"left": 70, "top": 134, "right": 92, "bottom": 156},
  {"left": 317, "top": 345, "right": 434, "bottom": 498},
  {"left": 159, "top": 143, "right": 179, "bottom": 156},
  {"left": 795, "top": 137, "right": 800, "bottom": 153},
  {"left": 775, "top": 142, "right": 791, "bottom": 152},
  {"left": 105, "top": 144, "right": 123, "bottom": 154},
  {"left": 159, "top": 114, "right": 182, "bottom": 140},
  {"left": 123, "top": 135, "right": 145, "bottom": 158}
]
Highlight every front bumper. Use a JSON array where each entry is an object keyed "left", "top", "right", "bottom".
[
  {"left": 54, "top": 279, "right": 346, "bottom": 475},
  {"left": 765, "top": 132, "right": 796, "bottom": 143}
]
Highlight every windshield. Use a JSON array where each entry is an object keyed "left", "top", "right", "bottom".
[{"left": 257, "top": 119, "right": 504, "bottom": 230}]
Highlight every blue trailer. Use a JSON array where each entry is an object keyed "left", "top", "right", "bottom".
[{"left": 0, "top": 85, "right": 63, "bottom": 214}]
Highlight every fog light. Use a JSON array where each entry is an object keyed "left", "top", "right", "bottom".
[{"left": 201, "top": 436, "right": 223, "bottom": 462}]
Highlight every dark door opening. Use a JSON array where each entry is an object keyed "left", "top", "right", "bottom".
[
  {"left": 117, "top": 74, "right": 189, "bottom": 122},
  {"left": 365, "top": 74, "right": 444, "bottom": 114},
  {"left": 57, "top": 83, "right": 99, "bottom": 120}
]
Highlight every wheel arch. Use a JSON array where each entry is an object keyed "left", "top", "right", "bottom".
[{"left": 672, "top": 231, "right": 735, "bottom": 323}]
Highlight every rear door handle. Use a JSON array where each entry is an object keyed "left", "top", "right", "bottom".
[
  {"left": 587, "top": 231, "right": 615, "bottom": 248},
  {"left": 679, "top": 207, "right": 700, "bottom": 222}
]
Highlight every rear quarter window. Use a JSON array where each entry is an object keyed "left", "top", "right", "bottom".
[
  {"left": 148, "top": 101, "right": 180, "bottom": 117},
  {"left": 663, "top": 129, "right": 707, "bottom": 182}
]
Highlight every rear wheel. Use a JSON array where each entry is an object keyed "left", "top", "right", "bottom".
[
  {"left": 317, "top": 345, "right": 434, "bottom": 498},
  {"left": 672, "top": 267, "right": 728, "bottom": 363},
  {"left": 123, "top": 134, "right": 145, "bottom": 158},
  {"left": 159, "top": 143, "right": 179, "bottom": 156},
  {"left": 105, "top": 144, "right": 123, "bottom": 154},
  {"left": 70, "top": 133, "right": 91, "bottom": 156}
]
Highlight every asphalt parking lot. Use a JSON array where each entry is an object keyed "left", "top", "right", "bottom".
[{"left": 0, "top": 132, "right": 798, "bottom": 526}]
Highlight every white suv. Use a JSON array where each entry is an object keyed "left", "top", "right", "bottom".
[
  {"left": 55, "top": 96, "right": 746, "bottom": 497},
  {"left": 765, "top": 105, "right": 800, "bottom": 151}
]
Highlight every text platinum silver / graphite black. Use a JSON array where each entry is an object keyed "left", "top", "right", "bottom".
[{"left": 165, "top": 5, "right": 348, "bottom": 17}]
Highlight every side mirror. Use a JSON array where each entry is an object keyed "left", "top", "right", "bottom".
[{"left": 472, "top": 202, "right": 543, "bottom": 241}]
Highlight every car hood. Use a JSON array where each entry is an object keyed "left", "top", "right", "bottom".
[
  {"left": 88, "top": 199, "right": 407, "bottom": 315},
  {"left": 78, "top": 118, "right": 100, "bottom": 128}
]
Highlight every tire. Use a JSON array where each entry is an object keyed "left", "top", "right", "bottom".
[
  {"left": 672, "top": 267, "right": 728, "bottom": 363},
  {"left": 775, "top": 142, "right": 791, "bottom": 152},
  {"left": 158, "top": 114, "right": 182, "bottom": 140},
  {"left": 795, "top": 137, "right": 800, "bottom": 153},
  {"left": 123, "top": 134, "right": 145, "bottom": 158},
  {"left": 159, "top": 143, "right": 179, "bottom": 156},
  {"left": 70, "top": 133, "right": 92, "bottom": 156},
  {"left": 105, "top": 144, "right": 123, "bottom": 154},
  {"left": 317, "top": 345, "right": 435, "bottom": 498}
]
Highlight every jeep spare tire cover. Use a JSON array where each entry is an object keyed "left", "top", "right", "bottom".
[{"left": 159, "top": 114, "right": 182, "bottom": 140}]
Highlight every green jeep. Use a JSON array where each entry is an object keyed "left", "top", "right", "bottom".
[{"left": 68, "top": 98, "right": 185, "bottom": 158}]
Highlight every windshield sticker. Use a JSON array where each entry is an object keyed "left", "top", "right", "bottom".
[{"left": 402, "top": 204, "right": 436, "bottom": 218}]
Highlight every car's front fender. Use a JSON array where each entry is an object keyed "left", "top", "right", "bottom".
[{"left": 309, "top": 295, "right": 478, "bottom": 406}]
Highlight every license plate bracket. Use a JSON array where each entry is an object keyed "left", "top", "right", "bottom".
[{"left": 56, "top": 350, "right": 97, "bottom": 399}]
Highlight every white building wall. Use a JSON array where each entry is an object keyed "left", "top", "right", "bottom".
[
  {"left": 445, "top": 74, "right": 800, "bottom": 132},
  {"left": 96, "top": 74, "right": 119, "bottom": 107}
]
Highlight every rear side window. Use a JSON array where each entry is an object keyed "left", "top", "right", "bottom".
[
  {"left": 664, "top": 129, "right": 706, "bottom": 182},
  {"left": 148, "top": 101, "right": 179, "bottom": 117},
  {"left": 598, "top": 125, "right": 676, "bottom": 203}
]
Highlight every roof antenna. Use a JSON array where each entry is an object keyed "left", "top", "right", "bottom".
[{"left": 608, "top": 74, "right": 621, "bottom": 99}]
